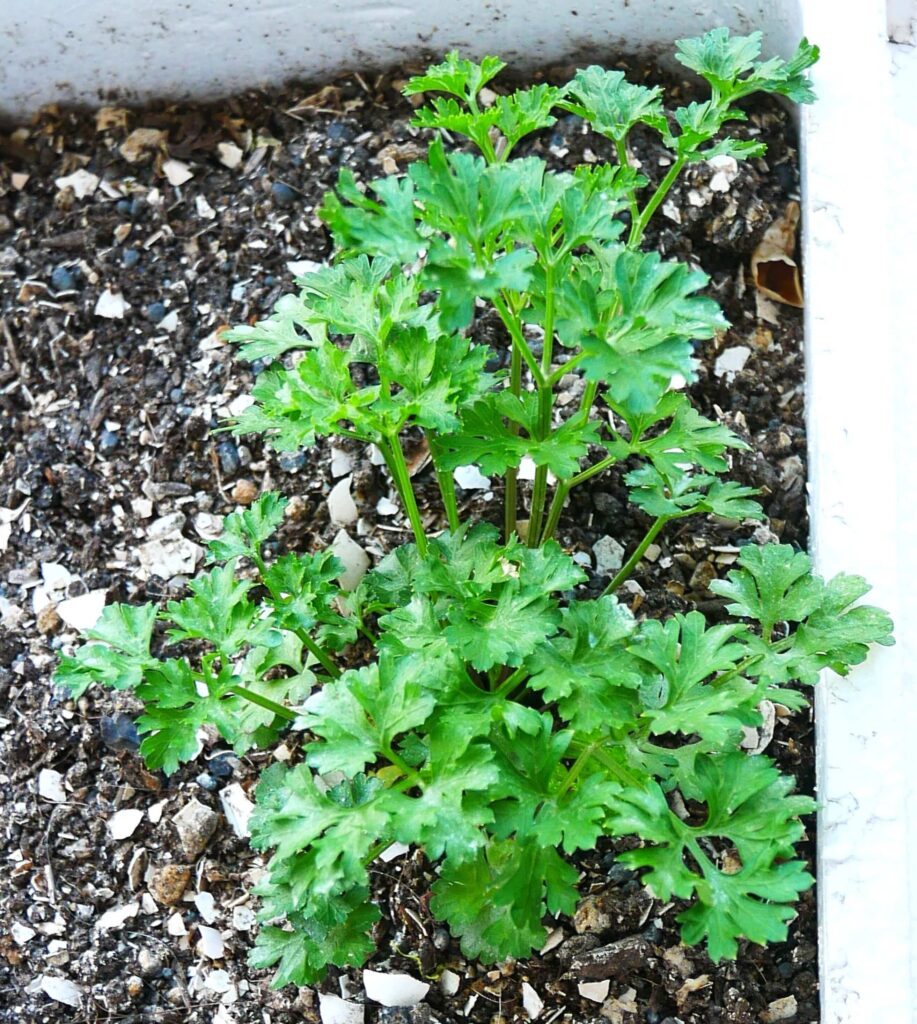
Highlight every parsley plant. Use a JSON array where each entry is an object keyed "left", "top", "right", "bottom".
[{"left": 56, "top": 30, "right": 894, "bottom": 986}]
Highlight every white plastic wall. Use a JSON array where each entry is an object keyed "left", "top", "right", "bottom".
[
  {"left": 1, "top": 1, "right": 802, "bottom": 118},
  {"left": 2, "top": 2, "right": 912, "bottom": 1022}
]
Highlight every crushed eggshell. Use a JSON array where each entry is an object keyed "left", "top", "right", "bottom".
[
  {"left": 521, "top": 981, "right": 544, "bottom": 1019},
  {"left": 38, "top": 768, "right": 67, "bottom": 803},
  {"left": 578, "top": 980, "right": 610, "bottom": 1003},
  {"left": 453, "top": 464, "right": 490, "bottom": 490},
  {"left": 331, "top": 530, "right": 370, "bottom": 591},
  {"left": 363, "top": 970, "right": 430, "bottom": 1007},
  {"left": 96, "top": 902, "right": 140, "bottom": 933},
  {"left": 56, "top": 589, "right": 106, "bottom": 630},
  {"left": 714, "top": 345, "right": 752, "bottom": 382},
  {"left": 327, "top": 476, "right": 358, "bottom": 526},
  {"left": 94, "top": 288, "right": 131, "bottom": 319},
  {"left": 751, "top": 201, "right": 804, "bottom": 307},
  {"left": 40, "top": 976, "right": 82, "bottom": 1007},
  {"left": 220, "top": 783, "right": 255, "bottom": 839},
  {"left": 318, "top": 992, "right": 364, "bottom": 1024},
  {"left": 54, "top": 169, "right": 100, "bottom": 199},
  {"left": 108, "top": 808, "right": 144, "bottom": 840},
  {"left": 162, "top": 158, "right": 194, "bottom": 186}
]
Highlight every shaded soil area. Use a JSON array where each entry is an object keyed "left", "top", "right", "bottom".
[{"left": 0, "top": 58, "right": 813, "bottom": 1024}]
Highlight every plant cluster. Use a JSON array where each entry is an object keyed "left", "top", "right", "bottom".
[{"left": 56, "top": 30, "right": 893, "bottom": 988}]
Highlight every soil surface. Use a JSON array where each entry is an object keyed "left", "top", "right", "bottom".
[{"left": 0, "top": 57, "right": 813, "bottom": 1024}]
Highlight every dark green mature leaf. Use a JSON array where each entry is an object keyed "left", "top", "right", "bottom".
[
  {"left": 494, "top": 84, "right": 565, "bottom": 151},
  {"left": 526, "top": 596, "right": 642, "bottom": 732},
  {"left": 393, "top": 728, "right": 498, "bottom": 861},
  {"left": 431, "top": 837, "right": 578, "bottom": 961},
  {"left": 636, "top": 393, "right": 747, "bottom": 476},
  {"left": 610, "top": 751, "right": 814, "bottom": 960},
  {"left": 410, "top": 97, "right": 500, "bottom": 156},
  {"left": 710, "top": 544, "right": 823, "bottom": 637},
  {"left": 561, "top": 67, "right": 666, "bottom": 141},
  {"left": 298, "top": 256, "right": 433, "bottom": 359},
  {"left": 54, "top": 603, "right": 158, "bottom": 698},
  {"left": 490, "top": 715, "right": 620, "bottom": 853},
  {"left": 299, "top": 657, "right": 437, "bottom": 775},
  {"left": 250, "top": 887, "right": 379, "bottom": 988},
  {"left": 713, "top": 546, "right": 895, "bottom": 683},
  {"left": 135, "top": 659, "right": 229, "bottom": 773},
  {"left": 555, "top": 246, "right": 726, "bottom": 415},
  {"left": 377, "top": 328, "right": 495, "bottom": 434},
  {"left": 262, "top": 550, "right": 355, "bottom": 649},
  {"left": 251, "top": 765, "right": 399, "bottom": 904},
  {"left": 437, "top": 391, "right": 602, "bottom": 478},
  {"left": 628, "top": 612, "right": 757, "bottom": 745},
  {"left": 232, "top": 343, "right": 372, "bottom": 450}
]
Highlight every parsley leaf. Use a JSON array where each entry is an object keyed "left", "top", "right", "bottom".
[
  {"left": 431, "top": 837, "right": 578, "bottom": 961},
  {"left": 610, "top": 751, "right": 814, "bottom": 960},
  {"left": 298, "top": 657, "right": 436, "bottom": 775}
]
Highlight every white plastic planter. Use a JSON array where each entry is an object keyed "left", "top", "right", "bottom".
[{"left": 3, "top": 2, "right": 911, "bottom": 1020}]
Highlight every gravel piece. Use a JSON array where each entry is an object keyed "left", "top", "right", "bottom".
[{"left": 172, "top": 798, "right": 220, "bottom": 859}]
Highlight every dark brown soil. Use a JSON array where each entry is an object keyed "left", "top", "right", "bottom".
[{"left": 0, "top": 58, "right": 813, "bottom": 1024}]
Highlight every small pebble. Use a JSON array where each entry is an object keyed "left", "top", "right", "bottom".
[
  {"left": 100, "top": 713, "right": 140, "bottom": 751},
  {"left": 278, "top": 450, "right": 306, "bottom": 472},
  {"left": 196, "top": 772, "right": 218, "bottom": 791},
  {"left": 98, "top": 429, "right": 120, "bottom": 455},
  {"left": 172, "top": 797, "right": 220, "bottom": 859},
  {"left": 146, "top": 301, "right": 167, "bottom": 323},
  {"left": 168, "top": 387, "right": 183, "bottom": 404},
  {"left": 50, "top": 266, "right": 76, "bottom": 292},
  {"left": 231, "top": 479, "right": 258, "bottom": 505},
  {"left": 216, "top": 441, "right": 241, "bottom": 475},
  {"left": 121, "top": 248, "right": 140, "bottom": 268},
  {"left": 271, "top": 181, "right": 297, "bottom": 205},
  {"left": 37, "top": 604, "right": 62, "bottom": 636},
  {"left": 148, "top": 864, "right": 191, "bottom": 906},
  {"left": 207, "top": 753, "right": 235, "bottom": 779}
]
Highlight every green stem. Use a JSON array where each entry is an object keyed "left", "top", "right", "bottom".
[
  {"left": 383, "top": 745, "right": 425, "bottom": 791},
  {"left": 301, "top": 632, "right": 341, "bottom": 679},
  {"left": 545, "top": 352, "right": 586, "bottom": 387},
  {"left": 432, "top": 457, "right": 460, "bottom": 532},
  {"left": 493, "top": 294, "right": 545, "bottom": 388},
  {"left": 541, "top": 453, "right": 619, "bottom": 543},
  {"left": 578, "top": 742, "right": 645, "bottom": 790},
  {"left": 380, "top": 436, "right": 429, "bottom": 557},
  {"left": 494, "top": 665, "right": 529, "bottom": 699},
  {"left": 504, "top": 341, "right": 522, "bottom": 542},
  {"left": 615, "top": 137, "right": 640, "bottom": 227},
  {"left": 527, "top": 266, "right": 556, "bottom": 546},
  {"left": 577, "top": 380, "right": 598, "bottom": 423},
  {"left": 557, "top": 742, "right": 597, "bottom": 799},
  {"left": 603, "top": 515, "right": 670, "bottom": 595},
  {"left": 629, "top": 153, "right": 687, "bottom": 247},
  {"left": 229, "top": 685, "right": 298, "bottom": 722}
]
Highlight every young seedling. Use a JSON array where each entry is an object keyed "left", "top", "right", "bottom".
[{"left": 56, "top": 30, "right": 894, "bottom": 987}]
